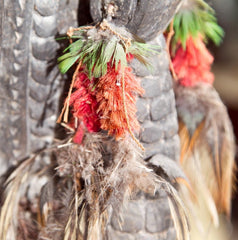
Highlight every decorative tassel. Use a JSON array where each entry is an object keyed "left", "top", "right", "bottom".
[
  {"left": 0, "top": 5, "right": 190, "bottom": 240},
  {"left": 51, "top": 133, "right": 189, "bottom": 240},
  {"left": 56, "top": 20, "right": 159, "bottom": 147},
  {"left": 166, "top": 0, "right": 236, "bottom": 239},
  {"left": 69, "top": 68, "right": 100, "bottom": 133},
  {"left": 96, "top": 61, "right": 144, "bottom": 138},
  {"left": 172, "top": 36, "right": 214, "bottom": 86}
]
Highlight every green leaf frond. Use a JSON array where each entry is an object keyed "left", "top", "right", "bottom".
[
  {"left": 171, "top": 0, "right": 224, "bottom": 49},
  {"left": 129, "top": 41, "right": 160, "bottom": 68},
  {"left": 58, "top": 26, "right": 160, "bottom": 77}
]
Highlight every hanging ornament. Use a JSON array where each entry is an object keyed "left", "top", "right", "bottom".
[
  {"left": 171, "top": 0, "right": 224, "bottom": 50},
  {"left": 42, "top": 5, "right": 189, "bottom": 240},
  {"left": 166, "top": 0, "right": 236, "bottom": 239},
  {"left": 0, "top": 4, "right": 190, "bottom": 240},
  {"left": 166, "top": 0, "right": 224, "bottom": 83},
  {"left": 56, "top": 18, "right": 160, "bottom": 149},
  {"left": 53, "top": 5, "right": 190, "bottom": 239}
]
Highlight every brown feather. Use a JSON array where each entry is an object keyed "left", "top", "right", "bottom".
[
  {"left": 176, "top": 83, "right": 236, "bottom": 217},
  {"left": 39, "top": 132, "right": 189, "bottom": 240},
  {"left": 0, "top": 132, "right": 189, "bottom": 240},
  {"left": 175, "top": 83, "right": 236, "bottom": 238}
]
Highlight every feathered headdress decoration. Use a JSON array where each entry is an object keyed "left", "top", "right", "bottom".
[
  {"left": 0, "top": 4, "right": 189, "bottom": 240},
  {"left": 56, "top": 19, "right": 159, "bottom": 148},
  {"left": 172, "top": 0, "right": 224, "bottom": 48},
  {"left": 167, "top": 0, "right": 224, "bottom": 85},
  {"left": 166, "top": 0, "right": 236, "bottom": 239}
]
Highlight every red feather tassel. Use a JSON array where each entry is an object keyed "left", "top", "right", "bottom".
[
  {"left": 172, "top": 36, "right": 214, "bottom": 87},
  {"left": 67, "top": 55, "right": 144, "bottom": 142},
  {"left": 96, "top": 62, "right": 144, "bottom": 139},
  {"left": 69, "top": 68, "right": 100, "bottom": 132},
  {"left": 68, "top": 67, "right": 100, "bottom": 143}
]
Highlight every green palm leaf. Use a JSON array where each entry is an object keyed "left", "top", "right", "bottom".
[{"left": 58, "top": 54, "right": 80, "bottom": 74}]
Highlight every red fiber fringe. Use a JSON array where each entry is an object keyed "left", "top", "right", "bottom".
[
  {"left": 68, "top": 55, "right": 143, "bottom": 141},
  {"left": 69, "top": 68, "right": 100, "bottom": 134},
  {"left": 96, "top": 63, "right": 144, "bottom": 139},
  {"left": 172, "top": 36, "right": 214, "bottom": 87}
]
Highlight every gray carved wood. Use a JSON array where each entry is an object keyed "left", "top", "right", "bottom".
[
  {"left": 0, "top": 0, "right": 78, "bottom": 174},
  {"left": 90, "top": 0, "right": 182, "bottom": 40}
]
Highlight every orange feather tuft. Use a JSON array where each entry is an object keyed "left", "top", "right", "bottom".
[{"left": 96, "top": 62, "right": 144, "bottom": 139}]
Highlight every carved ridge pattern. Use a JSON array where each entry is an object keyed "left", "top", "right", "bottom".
[
  {"left": 0, "top": 0, "right": 79, "bottom": 165},
  {"left": 3, "top": 0, "right": 33, "bottom": 161},
  {"left": 28, "top": 0, "right": 79, "bottom": 151},
  {"left": 29, "top": 0, "right": 60, "bottom": 151},
  {"left": 137, "top": 36, "right": 179, "bottom": 161}
]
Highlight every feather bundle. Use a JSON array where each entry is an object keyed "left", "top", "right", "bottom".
[
  {"left": 69, "top": 68, "right": 100, "bottom": 133},
  {"left": 46, "top": 133, "right": 189, "bottom": 240},
  {"left": 53, "top": 133, "right": 158, "bottom": 239},
  {"left": 68, "top": 59, "right": 144, "bottom": 140},
  {"left": 166, "top": 0, "right": 236, "bottom": 238},
  {"left": 171, "top": 0, "right": 224, "bottom": 50},
  {"left": 0, "top": 151, "right": 53, "bottom": 240},
  {"left": 0, "top": 133, "right": 189, "bottom": 240},
  {"left": 57, "top": 20, "right": 158, "bottom": 144},
  {"left": 176, "top": 84, "right": 235, "bottom": 218}
]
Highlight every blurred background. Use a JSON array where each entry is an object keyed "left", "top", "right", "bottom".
[{"left": 210, "top": 0, "right": 238, "bottom": 238}]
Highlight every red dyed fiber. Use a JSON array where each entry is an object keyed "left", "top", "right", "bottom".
[
  {"left": 96, "top": 63, "right": 144, "bottom": 139},
  {"left": 172, "top": 36, "right": 214, "bottom": 87},
  {"left": 72, "top": 123, "right": 85, "bottom": 144},
  {"left": 69, "top": 68, "right": 100, "bottom": 133},
  {"left": 68, "top": 55, "right": 143, "bottom": 141}
]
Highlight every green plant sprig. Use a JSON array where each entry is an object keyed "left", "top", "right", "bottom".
[
  {"left": 58, "top": 27, "right": 160, "bottom": 78},
  {"left": 171, "top": 0, "right": 224, "bottom": 50}
]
